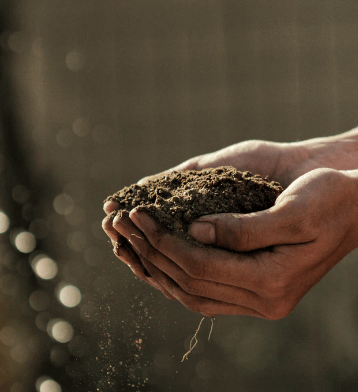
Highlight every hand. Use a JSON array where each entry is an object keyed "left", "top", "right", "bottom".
[
  {"left": 103, "top": 139, "right": 302, "bottom": 299},
  {"left": 115, "top": 168, "right": 358, "bottom": 318}
]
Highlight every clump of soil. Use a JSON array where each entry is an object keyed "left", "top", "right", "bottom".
[{"left": 104, "top": 166, "right": 283, "bottom": 238}]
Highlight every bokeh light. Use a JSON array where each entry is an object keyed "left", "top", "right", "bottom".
[
  {"left": 10, "top": 344, "right": 31, "bottom": 364},
  {"left": 72, "top": 117, "right": 90, "bottom": 137},
  {"left": 0, "top": 325, "right": 18, "bottom": 346},
  {"left": 36, "top": 377, "right": 61, "bottom": 392},
  {"left": 31, "top": 255, "right": 58, "bottom": 280},
  {"left": 53, "top": 193, "right": 74, "bottom": 215},
  {"left": 58, "top": 285, "right": 81, "bottom": 308},
  {"left": 8, "top": 31, "right": 26, "bottom": 53},
  {"left": 14, "top": 231, "right": 36, "bottom": 253},
  {"left": 12, "top": 185, "right": 30, "bottom": 204},
  {"left": 35, "top": 312, "right": 52, "bottom": 331},
  {"left": 50, "top": 345, "right": 70, "bottom": 367},
  {"left": 64, "top": 206, "right": 85, "bottom": 226},
  {"left": 56, "top": 128, "right": 74, "bottom": 148},
  {"left": 66, "top": 231, "right": 87, "bottom": 252},
  {"left": 66, "top": 50, "right": 85, "bottom": 72},
  {"left": 47, "top": 319, "right": 74, "bottom": 343},
  {"left": 0, "top": 211, "right": 10, "bottom": 233},
  {"left": 29, "top": 290, "right": 51, "bottom": 311}
]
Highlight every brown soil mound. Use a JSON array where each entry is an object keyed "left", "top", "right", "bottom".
[{"left": 104, "top": 166, "right": 283, "bottom": 238}]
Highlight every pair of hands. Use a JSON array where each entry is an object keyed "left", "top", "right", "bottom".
[{"left": 103, "top": 139, "right": 358, "bottom": 319}]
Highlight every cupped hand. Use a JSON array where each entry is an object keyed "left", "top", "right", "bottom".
[
  {"left": 115, "top": 168, "right": 358, "bottom": 318},
  {"left": 103, "top": 139, "right": 305, "bottom": 216}
]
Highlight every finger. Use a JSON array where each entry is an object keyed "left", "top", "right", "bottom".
[
  {"left": 102, "top": 212, "right": 121, "bottom": 242},
  {"left": 103, "top": 200, "right": 120, "bottom": 215},
  {"left": 188, "top": 200, "right": 316, "bottom": 252},
  {"left": 113, "top": 239, "right": 174, "bottom": 297},
  {"left": 129, "top": 209, "right": 269, "bottom": 292},
  {"left": 136, "top": 254, "right": 177, "bottom": 300},
  {"left": 112, "top": 210, "right": 147, "bottom": 246},
  {"left": 138, "top": 236, "right": 264, "bottom": 312},
  {"left": 140, "top": 256, "right": 265, "bottom": 318}
]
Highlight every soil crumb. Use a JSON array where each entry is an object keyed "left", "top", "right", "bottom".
[{"left": 104, "top": 166, "right": 283, "bottom": 237}]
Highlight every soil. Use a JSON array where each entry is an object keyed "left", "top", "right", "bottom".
[{"left": 104, "top": 166, "right": 284, "bottom": 242}]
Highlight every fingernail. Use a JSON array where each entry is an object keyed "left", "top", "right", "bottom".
[{"left": 188, "top": 221, "right": 215, "bottom": 244}]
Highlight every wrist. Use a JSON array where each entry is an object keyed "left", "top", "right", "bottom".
[
  {"left": 276, "top": 128, "right": 358, "bottom": 185},
  {"left": 293, "top": 128, "right": 358, "bottom": 171}
]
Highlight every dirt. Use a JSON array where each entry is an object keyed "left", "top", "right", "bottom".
[{"left": 104, "top": 166, "right": 283, "bottom": 242}]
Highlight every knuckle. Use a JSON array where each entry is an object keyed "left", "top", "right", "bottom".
[
  {"left": 150, "top": 229, "right": 163, "bottom": 249},
  {"left": 143, "top": 245, "right": 156, "bottom": 262},
  {"left": 184, "top": 300, "right": 204, "bottom": 314},
  {"left": 185, "top": 260, "right": 205, "bottom": 280},
  {"left": 181, "top": 279, "right": 204, "bottom": 297}
]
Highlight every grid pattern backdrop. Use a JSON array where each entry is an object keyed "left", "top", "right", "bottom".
[{"left": 1, "top": 0, "right": 358, "bottom": 391}]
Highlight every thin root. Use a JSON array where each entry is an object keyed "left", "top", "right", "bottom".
[
  {"left": 131, "top": 234, "right": 144, "bottom": 239},
  {"left": 181, "top": 316, "right": 215, "bottom": 362},
  {"left": 208, "top": 317, "right": 215, "bottom": 341}
]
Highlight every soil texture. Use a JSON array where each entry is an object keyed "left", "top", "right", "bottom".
[{"left": 105, "top": 166, "right": 284, "bottom": 239}]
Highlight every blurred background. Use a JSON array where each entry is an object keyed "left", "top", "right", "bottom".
[{"left": 1, "top": 0, "right": 358, "bottom": 391}]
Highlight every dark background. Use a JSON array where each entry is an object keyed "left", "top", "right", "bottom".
[{"left": 1, "top": 1, "right": 358, "bottom": 391}]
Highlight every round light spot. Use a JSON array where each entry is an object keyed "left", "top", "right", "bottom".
[
  {"left": 64, "top": 206, "right": 85, "bottom": 226},
  {"left": 66, "top": 50, "right": 85, "bottom": 72},
  {"left": 0, "top": 326, "right": 17, "bottom": 346},
  {"left": 63, "top": 182, "right": 85, "bottom": 202},
  {"left": 50, "top": 345, "right": 69, "bottom": 367},
  {"left": 29, "top": 290, "right": 51, "bottom": 311},
  {"left": 27, "top": 335, "right": 44, "bottom": 354},
  {"left": 35, "top": 312, "right": 52, "bottom": 331},
  {"left": 0, "top": 211, "right": 10, "bottom": 233},
  {"left": 10, "top": 344, "right": 30, "bottom": 364},
  {"left": 53, "top": 194, "right": 74, "bottom": 215},
  {"left": 14, "top": 231, "right": 36, "bottom": 253},
  {"left": 67, "top": 231, "right": 87, "bottom": 252},
  {"left": 8, "top": 31, "right": 26, "bottom": 53},
  {"left": 48, "top": 319, "right": 74, "bottom": 343},
  {"left": 56, "top": 128, "right": 74, "bottom": 148},
  {"left": 32, "top": 256, "right": 58, "bottom": 280},
  {"left": 72, "top": 117, "right": 90, "bottom": 137},
  {"left": 58, "top": 285, "right": 81, "bottom": 308},
  {"left": 39, "top": 379, "right": 61, "bottom": 392},
  {"left": 12, "top": 185, "right": 30, "bottom": 204}
]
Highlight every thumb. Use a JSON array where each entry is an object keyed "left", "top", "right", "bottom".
[{"left": 188, "top": 206, "right": 308, "bottom": 252}]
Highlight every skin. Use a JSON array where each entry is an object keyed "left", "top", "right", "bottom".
[{"left": 102, "top": 129, "right": 358, "bottom": 319}]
